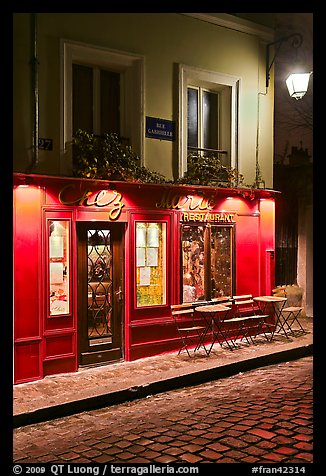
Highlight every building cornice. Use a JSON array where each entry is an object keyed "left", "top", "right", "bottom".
[{"left": 181, "top": 13, "right": 275, "bottom": 42}]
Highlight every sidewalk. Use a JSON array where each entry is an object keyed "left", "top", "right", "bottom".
[{"left": 13, "top": 317, "right": 313, "bottom": 428}]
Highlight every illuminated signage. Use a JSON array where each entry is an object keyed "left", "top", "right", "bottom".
[
  {"left": 59, "top": 185, "right": 124, "bottom": 220},
  {"left": 156, "top": 191, "right": 215, "bottom": 211},
  {"left": 156, "top": 191, "right": 235, "bottom": 223},
  {"left": 182, "top": 212, "right": 235, "bottom": 223}
]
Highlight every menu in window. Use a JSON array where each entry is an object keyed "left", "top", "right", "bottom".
[{"left": 49, "top": 236, "right": 64, "bottom": 258}]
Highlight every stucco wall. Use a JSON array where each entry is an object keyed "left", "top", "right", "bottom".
[{"left": 13, "top": 13, "right": 274, "bottom": 187}]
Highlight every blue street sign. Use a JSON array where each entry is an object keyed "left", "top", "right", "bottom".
[{"left": 146, "top": 117, "right": 175, "bottom": 141}]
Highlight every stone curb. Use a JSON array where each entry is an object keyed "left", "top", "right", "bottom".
[{"left": 13, "top": 343, "right": 313, "bottom": 429}]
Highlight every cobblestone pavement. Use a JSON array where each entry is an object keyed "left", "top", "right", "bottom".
[
  {"left": 14, "top": 316, "right": 313, "bottom": 423},
  {"left": 13, "top": 356, "right": 313, "bottom": 465}
]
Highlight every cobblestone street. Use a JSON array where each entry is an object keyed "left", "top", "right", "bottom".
[{"left": 13, "top": 356, "right": 313, "bottom": 465}]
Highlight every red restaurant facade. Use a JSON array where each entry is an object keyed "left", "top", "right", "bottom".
[{"left": 13, "top": 172, "right": 278, "bottom": 384}]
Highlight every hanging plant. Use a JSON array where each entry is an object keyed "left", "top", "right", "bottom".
[
  {"left": 72, "top": 129, "right": 167, "bottom": 184},
  {"left": 72, "top": 129, "right": 262, "bottom": 190},
  {"left": 177, "top": 152, "right": 245, "bottom": 188}
]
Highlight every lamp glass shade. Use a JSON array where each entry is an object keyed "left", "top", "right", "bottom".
[{"left": 286, "top": 73, "right": 311, "bottom": 100}]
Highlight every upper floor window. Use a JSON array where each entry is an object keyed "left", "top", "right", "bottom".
[
  {"left": 179, "top": 64, "right": 240, "bottom": 178},
  {"left": 61, "top": 40, "right": 144, "bottom": 175},
  {"left": 72, "top": 64, "right": 121, "bottom": 138},
  {"left": 187, "top": 86, "right": 219, "bottom": 152}
]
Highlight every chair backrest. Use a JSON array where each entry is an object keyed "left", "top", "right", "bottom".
[
  {"left": 232, "top": 294, "right": 258, "bottom": 317},
  {"left": 272, "top": 286, "right": 287, "bottom": 297},
  {"left": 171, "top": 303, "right": 195, "bottom": 327},
  {"left": 233, "top": 294, "right": 253, "bottom": 301},
  {"left": 211, "top": 296, "right": 232, "bottom": 303}
]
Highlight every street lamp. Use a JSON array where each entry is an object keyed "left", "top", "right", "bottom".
[
  {"left": 285, "top": 72, "right": 311, "bottom": 100},
  {"left": 266, "top": 32, "right": 311, "bottom": 99}
]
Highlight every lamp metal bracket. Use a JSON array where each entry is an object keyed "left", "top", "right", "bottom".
[{"left": 266, "top": 33, "right": 303, "bottom": 88}]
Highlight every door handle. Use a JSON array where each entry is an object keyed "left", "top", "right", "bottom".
[{"left": 115, "top": 286, "right": 123, "bottom": 301}]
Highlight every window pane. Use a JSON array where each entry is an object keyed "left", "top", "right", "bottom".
[
  {"left": 100, "top": 70, "right": 120, "bottom": 135},
  {"left": 136, "top": 222, "right": 166, "bottom": 307},
  {"left": 203, "top": 90, "right": 218, "bottom": 150},
  {"left": 211, "top": 226, "right": 232, "bottom": 297},
  {"left": 72, "top": 64, "right": 93, "bottom": 134},
  {"left": 187, "top": 88, "right": 198, "bottom": 148},
  {"left": 49, "top": 220, "right": 70, "bottom": 316},
  {"left": 181, "top": 225, "right": 205, "bottom": 302}
]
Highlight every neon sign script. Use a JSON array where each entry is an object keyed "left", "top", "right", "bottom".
[
  {"left": 156, "top": 190, "right": 215, "bottom": 211},
  {"left": 59, "top": 185, "right": 124, "bottom": 220}
]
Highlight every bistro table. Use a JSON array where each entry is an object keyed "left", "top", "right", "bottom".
[
  {"left": 195, "top": 304, "right": 233, "bottom": 354},
  {"left": 253, "top": 296, "right": 288, "bottom": 340}
]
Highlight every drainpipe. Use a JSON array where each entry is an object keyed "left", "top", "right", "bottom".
[{"left": 26, "top": 13, "right": 39, "bottom": 173}]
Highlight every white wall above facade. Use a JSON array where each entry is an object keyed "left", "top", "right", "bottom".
[{"left": 13, "top": 13, "right": 275, "bottom": 188}]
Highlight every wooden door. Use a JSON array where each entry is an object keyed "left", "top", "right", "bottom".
[{"left": 77, "top": 222, "right": 124, "bottom": 366}]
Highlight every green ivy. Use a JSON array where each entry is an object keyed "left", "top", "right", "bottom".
[
  {"left": 72, "top": 130, "right": 260, "bottom": 189},
  {"left": 177, "top": 152, "right": 245, "bottom": 188}
]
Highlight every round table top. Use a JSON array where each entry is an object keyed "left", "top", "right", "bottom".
[
  {"left": 253, "top": 296, "right": 287, "bottom": 302},
  {"left": 195, "top": 304, "right": 231, "bottom": 313}
]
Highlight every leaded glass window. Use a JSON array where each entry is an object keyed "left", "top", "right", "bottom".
[{"left": 87, "top": 229, "right": 113, "bottom": 345}]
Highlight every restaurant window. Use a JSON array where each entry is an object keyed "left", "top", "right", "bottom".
[
  {"left": 178, "top": 64, "right": 239, "bottom": 178},
  {"left": 136, "top": 222, "right": 167, "bottom": 307},
  {"left": 181, "top": 224, "right": 234, "bottom": 302},
  {"left": 62, "top": 40, "right": 144, "bottom": 175},
  {"left": 48, "top": 220, "right": 70, "bottom": 316}
]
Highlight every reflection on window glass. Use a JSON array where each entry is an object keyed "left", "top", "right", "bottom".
[
  {"left": 136, "top": 222, "right": 166, "bottom": 307},
  {"left": 181, "top": 225, "right": 205, "bottom": 302},
  {"left": 203, "top": 90, "right": 218, "bottom": 150},
  {"left": 187, "top": 87, "right": 198, "bottom": 148},
  {"left": 211, "top": 226, "right": 232, "bottom": 298},
  {"left": 181, "top": 224, "right": 233, "bottom": 302},
  {"left": 49, "top": 220, "right": 70, "bottom": 316},
  {"left": 187, "top": 86, "right": 219, "bottom": 151}
]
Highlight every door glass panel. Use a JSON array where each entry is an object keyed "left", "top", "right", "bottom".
[
  {"left": 87, "top": 229, "right": 113, "bottom": 345},
  {"left": 181, "top": 225, "right": 205, "bottom": 302},
  {"left": 211, "top": 226, "right": 232, "bottom": 298}
]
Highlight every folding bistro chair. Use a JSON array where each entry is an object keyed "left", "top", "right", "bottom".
[
  {"left": 171, "top": 303, "right": 209, "bottom": 357},
  {"left": 232, "top": 294, "right": 273, "bottom": 344},
  {"left": 272, "top": 287, "right": 306, "bottom": 338},
  {"left": 279, "top": 306, "right": 305, "bottom": 337}
]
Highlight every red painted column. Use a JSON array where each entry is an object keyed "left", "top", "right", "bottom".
[
  {"left": 259, "top": 198, "right": 276, "bottom": 295},
  {"left": 13, "top": 185, "right": 43, "bottom": 383}
]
